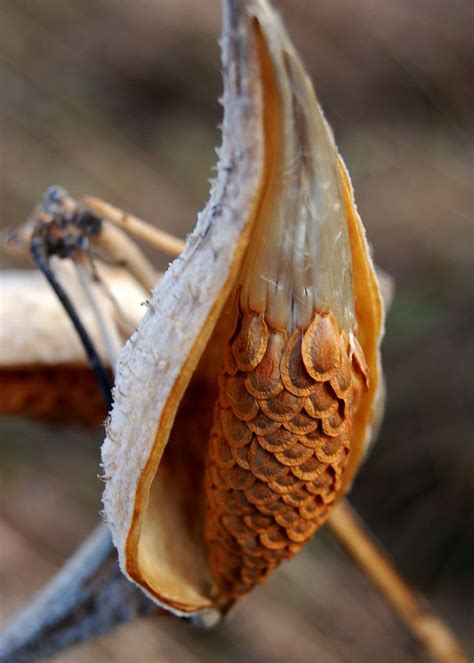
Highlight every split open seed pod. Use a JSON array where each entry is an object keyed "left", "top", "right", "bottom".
[
  {"left": 102, "top": 0, "right": 384, "bottom": 621},
  {"left": 0, "top": 264, "right": 147, "bottom": 426}
]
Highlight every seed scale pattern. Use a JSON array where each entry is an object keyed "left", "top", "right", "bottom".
[{"left": 204, "top": 306, "right": 369, "bottom": 599}]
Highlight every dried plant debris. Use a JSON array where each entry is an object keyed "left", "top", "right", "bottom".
[
  {"left": 102, "top": 0, "right": 383, "bottom": 618},
  {"left": 0, "top": 188, "right": 150, "bottom": 426}
]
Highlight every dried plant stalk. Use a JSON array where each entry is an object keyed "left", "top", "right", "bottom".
[
  {"left": 84, "top": 195, "right": 186, "bottom": 259},
  {"left": 328, "top": 501, "right": 468, "bottom": 663}
]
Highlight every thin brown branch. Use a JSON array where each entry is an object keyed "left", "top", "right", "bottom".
[
  {"left": 74, "top": 259, "right": 122, "bottom": 369},
  {"left": 83, "top": 195, "right": 186, "bottom": 258},
  {"left": 327, "top": 499, "right": 468, "bottom": 663},
  {"left": 93, "top": 220, "right": 158, "bottom": 292}
]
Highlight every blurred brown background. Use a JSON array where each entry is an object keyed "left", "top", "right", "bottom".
[{"left": 0, "top": 0, "right": 472, "bottom": 661}]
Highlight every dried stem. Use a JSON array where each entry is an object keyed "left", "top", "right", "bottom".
[
  {"left": 327, "top": 500, "right": 468, "bottom": 663},
  {"left": 93, "top": 220, "right": 159, "bottom": 292},
  {"left": 0, "top": 526, "right": 157, "bottom": 663},
  {"left": 29, "top": 226, "right": 113, "bottom": 411},
  {"left": 83, "top": 196, "right": 186, "bottom": 258},
  {"left": 74, "top": 259, "right": 122, "bottom": 369}
]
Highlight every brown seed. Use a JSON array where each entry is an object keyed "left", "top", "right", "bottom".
[
  {"left": 245, "top": 330, "right": 287, "bottom": 398},
  {"left": 231, "top": 445, "right": 251, "bottom": 469},
  {"left": 299, "top": 429, "right": 326, "bottom": 450},
  {"left": 260, "top": 388, "right": 304, "bottom": 422},
  {"left": 220, "top": 408, "right": 253, "bottom": 448},
  {"left": 232, "top": 311, "right": 269, "bottom": 371},
  {"left": 247, "top": 411, "right": 282, "bottom": 435},
  {"left": 314, "top": 437, "right": 347, "bottom": 464},
  {"left": 213, "top": 523, "right": 241, "bottom": 554},
  {"left": 257, "top": 428, "right": 296, "bottom": 453},
  {"left": 287, "top": 518, "right": 318, "bottom": 543},
  {"left": 268, "top": 473, "right": 303, "bottom": 495},
  {"left": 215, "top": 437, "right": 236, "bottom": 469},
  {"left": 288, "top": 543, "right": 302, "bottom": 556},
  {"left": 321, "top": 407, "right": 349, "bottom": 437},
  {"left": 301, "top": 311, "right": 341, "bottom": 381},
  {"left": 260, "top": 528, "right": 288, "bottom": 550},
  {"left": 275, "top": 509, "right": 300, "bottom": 528},
  {"left": 218, "top": 372, "right": 232, "bottom": 409},
  {"left": 306, "top": 470, "right": 333, "bottom": 495},
  {"left": 214, "top": 547, "right": 242, "bottom": 571},
  {"left": 330, "top": 334, "right": 352, "bottom": 398},
  {"left": 224, "top": 374, "right": 260, "bottom": 421},
  {"left": 209, "top": 462, "right": 228, "bottom": 490},
  {"left": 275, "top": 442, "right": 314, "bottom": 467},
  {"left": 280, "top": 330, "right": 317, "bottom": 396},
  {"left": 219, "top": 463, "right": 256, "bottom": 490},
  {"left": 241, "top": 565, "right": 265, "bottom": 585},
  {"left": 235, "top": 530, "right": 265, "bottom": 556},
  {"left": 282, "top": 488, "right": 314, "bottom": 507},
  {"left": 245, "top": 480, "right": 279, "bottom": 506},
  {"left": 223, "top": 343, "right": 239, "bottom": 376},
  {"left": 352, "top": 334, "right": 370, "bottom": 389},
  {"left": 304, "top": 382, "right": 339, "bottom": 418},
  {"left": 261, "top": 546, "right": 290, "bottom": 563},
  {"left": 283, "top": 410, "right": 319, "bottom": 435},
  {"left": 243, "top": 555, "right": 269, "bottom": 569},
  {"left": 248, "top": 438, "right": 289, "bottom": 481},
  {"left": 222, "top": 515, "right": 252, "bottom": 538},
  {"left": 256, "top": 499, "right": 292, "bottom": 517},
  {"left": 291, "top": 456, "right": 326, "bottom": 481},
  {"left": 243, "top": 512, "right": 274, "bottom": 533},
  {"left": 216, "top": 489, "right": 255, "bottom": 515},
  {"left": 299, "top": 499, "right": 321, "bottom": 520}
]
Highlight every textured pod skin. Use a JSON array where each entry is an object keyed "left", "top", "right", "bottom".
[{"left": 204, "top": 306, "right": 367, "bottom": 600}]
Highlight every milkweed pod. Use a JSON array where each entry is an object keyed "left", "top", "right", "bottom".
[{"left": 101, "top": 0, "right": 384, "bottom": 620}]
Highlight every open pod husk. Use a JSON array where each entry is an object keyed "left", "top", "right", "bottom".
[
  {"left": 0, "top": 264, "right": 147, "bottom": 426},
  {"left": 102, "top": 0, "right": 384, "bottom": 621}
]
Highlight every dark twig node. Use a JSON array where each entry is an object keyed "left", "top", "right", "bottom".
[{"left": 29, "top": 187, "right": 113, "bottom": 411}]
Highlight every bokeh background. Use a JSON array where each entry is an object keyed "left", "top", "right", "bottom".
[{"left": 0, "top": 0, "right": 472, "bottom": 661}]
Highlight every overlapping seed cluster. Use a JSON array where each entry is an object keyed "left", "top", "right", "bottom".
[{"left": 204, "top": 307, "right": 367, "bottom": 599}]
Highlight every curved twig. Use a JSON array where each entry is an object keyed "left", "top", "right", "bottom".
[
  {"left": 0, "top": 526, "right": 157, "bottom": 663},
  {"left": 30, "top": 228, "right": 113, "bottom": 411},
  {"left": 327, "top": 501, "right": 468, "bottom": 663}
]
